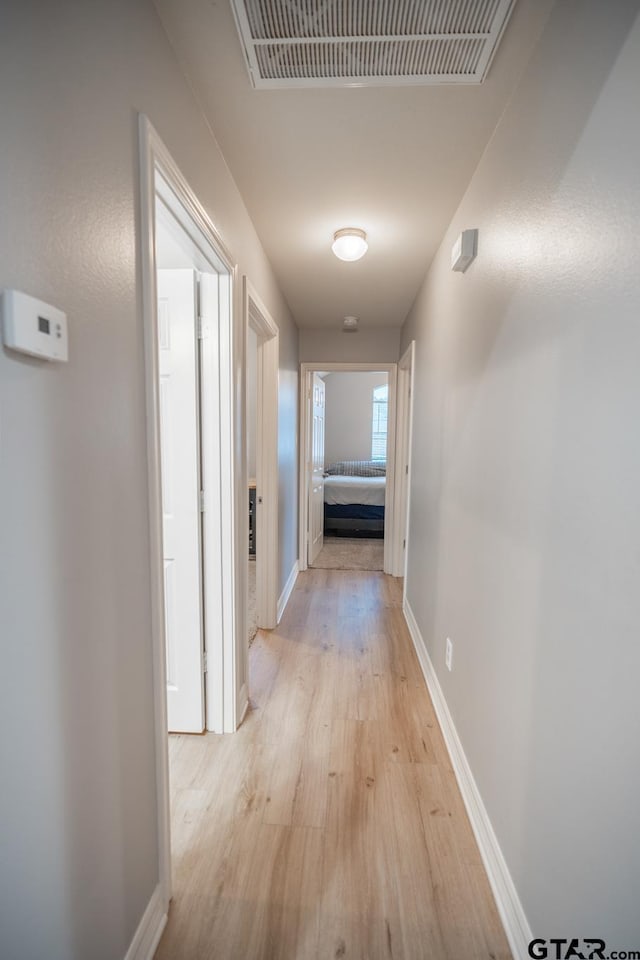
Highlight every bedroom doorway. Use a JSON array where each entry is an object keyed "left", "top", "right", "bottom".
[
  {"left": 299, "top": 362, "right": 398, "bottom": 575},
  {"left": 314, "top": 370, "right": 387, "bottom": 572}
]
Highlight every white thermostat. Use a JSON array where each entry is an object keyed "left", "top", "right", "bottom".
[
  {"left": 451, "top": 229, "right": 478, "bottom": 273},
  {"left": 1, "top": 289, "right": 68, "bottom": 362}
]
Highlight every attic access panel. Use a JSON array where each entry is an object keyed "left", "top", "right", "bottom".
[{"left": 230, "top": 0, "right": 517, "bottom": 88}]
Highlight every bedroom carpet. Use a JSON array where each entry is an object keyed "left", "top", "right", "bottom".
[{"left": 311, "top": 536, "right": 384, "bottom": 571}]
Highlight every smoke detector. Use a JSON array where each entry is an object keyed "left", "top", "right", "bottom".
[
  {"left": 342, "top": 316, "right": 359, "bottom": 333},
  {"left": 230, "top": 0, "right": 517, "bottom": 89}
]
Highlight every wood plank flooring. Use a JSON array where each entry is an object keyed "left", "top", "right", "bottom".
[{"left": 155, "top": 569, "right": 510, "bottom": 960}]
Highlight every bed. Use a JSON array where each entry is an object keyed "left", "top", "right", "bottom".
[{"left": 323, "top": 460, "right": 386, "bottom": 536}]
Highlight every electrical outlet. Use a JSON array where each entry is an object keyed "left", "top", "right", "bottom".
[{"left": 445, "top": 637, "right": 453, "bottom": 672}]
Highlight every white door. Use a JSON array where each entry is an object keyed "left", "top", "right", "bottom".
[
  {"left": 308, "top": 373, "right": 325, "bottom": 565},
  {"left": 157, "top": 268, "right": 205, "bottom": 733},
  {"left": 198, "top": 271, "right": 224, "bottom": 733}
]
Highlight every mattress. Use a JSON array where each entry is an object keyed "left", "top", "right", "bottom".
[{"left": 323, "top": 474, "right": 386, "bottom": 507}]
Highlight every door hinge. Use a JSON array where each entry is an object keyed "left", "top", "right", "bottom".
[
  {"left": 197, "top": 317, "right": 209, "bottom": 340},
  {"left": 203, "top": 651, "right": 208, "bottom": 673},
  {"left": 406, "top": 464, "right": 409, "bottom": 475},
  {"left": 403, "top": 538, "right": 406, "bottom": 549},
  {"left": 199, "top": 490, "right": 206, "bottom": 513}
]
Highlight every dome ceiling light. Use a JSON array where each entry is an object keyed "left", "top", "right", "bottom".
[{"left": 331, "top": 228, "right": 368, "bottom": 262}]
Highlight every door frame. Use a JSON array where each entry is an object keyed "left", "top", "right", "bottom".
[
  {"left": 308, "top": 372, "right": 326, "bottom": 566},
  {"left": 243, "top": 278, "right": 279, "bottom": 633},
  {"left": 139, "top": 115, "right": 243, "bottom": 907},
  {"left": 298, "top": 361, "right": 398, "bottom": 575},
  {"left": 394, "top": 342, "right": 415, "bottom": 583}
]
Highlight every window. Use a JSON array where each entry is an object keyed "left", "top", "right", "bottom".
[{"left": 371, "top": 383, "right": 388, "bottom": 461}]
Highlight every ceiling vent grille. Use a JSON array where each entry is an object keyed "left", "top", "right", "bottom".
[{"left": 230, "top": 0, "right": 517, "bottom": 88}]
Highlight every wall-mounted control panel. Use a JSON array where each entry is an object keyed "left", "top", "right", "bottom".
[{"left": 1, "top": 289, "right": 68, "bottom": 362}]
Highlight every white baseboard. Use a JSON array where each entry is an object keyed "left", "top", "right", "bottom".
[
  {"left": 403, "top": 600, "right": 532, "bottom": 960},
  {"left": 124, "top": 883, "right": 167, "bottom": 960},
  {"left": 277, "top": 560, "right": 299, "bottom": 623}
]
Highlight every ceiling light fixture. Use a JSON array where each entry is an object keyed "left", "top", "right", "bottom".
[
  {"left": 342, "top": 316, "right": 359, "bottom": 333},
  {"left": 332, "top": 228, "right": 368, "bottom": 262}
]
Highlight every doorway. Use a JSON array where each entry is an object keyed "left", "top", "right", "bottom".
[
  {"left": 244, "top": 279, "right": 279, "bottom": 640},
  {"left": 151, "top": 170, "right": 234, "bottom": 737},
  {"left": 247, "top": 323, "right": 259, "bottom": 643},
  {"left": 299, "top": 362, "right": 399, "bottom": 575},
  {"left": 139, "top": 116, "right": 244, "bottom": 907}
]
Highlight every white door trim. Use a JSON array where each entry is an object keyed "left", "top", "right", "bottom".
[
  {"left": 394, "top": 341, "right": 415, "bottom": 580},
  {"left": 244, "top": 278, "right": 279, "bottom": 633},
  {"left": 298, "top": 361, "right": 398, "bottom": 575},
  {"left": 138, "top": 115, "right": 241, "bottom": 910}
]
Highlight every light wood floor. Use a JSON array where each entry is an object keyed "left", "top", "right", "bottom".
[{"left": 155, "top": 569, "right": 510, "bottom": 960}]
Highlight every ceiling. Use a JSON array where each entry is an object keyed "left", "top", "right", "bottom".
[{"left": 153, "top": 0, "right": 553, "bottom": 329}]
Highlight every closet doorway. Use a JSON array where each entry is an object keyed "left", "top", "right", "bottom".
[{"left": 244, "top": 280, "right": 279, "bottom": 653}]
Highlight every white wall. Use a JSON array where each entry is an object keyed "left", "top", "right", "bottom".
[
  {"left": 324, "top": 371, "right": 388, "bottom": 464},
  {"left": 299, "top": 326, "right": 400, "bottom": 363},
  {"left": 401, "top": 0, "right": 640, "bottom": 944},
  {"left": 0, "top": 2, "right": 297, "bottom": 958}
]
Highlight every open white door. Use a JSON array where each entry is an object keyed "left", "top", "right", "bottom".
[
  {"left": 157, "top": 268, "right": 205, "bottom": 734},
  {"left": 308, "top": 373, "right": 325, "bottom": 565}
]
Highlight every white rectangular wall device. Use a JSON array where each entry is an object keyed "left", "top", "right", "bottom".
[
  {"left": 1, "top": 289, "right": 68, "bottom": 361},
  {"left": 451, "top": 229, "right": 478, "bottom": 273}
]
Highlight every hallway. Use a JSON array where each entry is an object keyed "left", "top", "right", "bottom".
[{"left": 156, "top": 570, "right": 510, "bottom": 959}]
